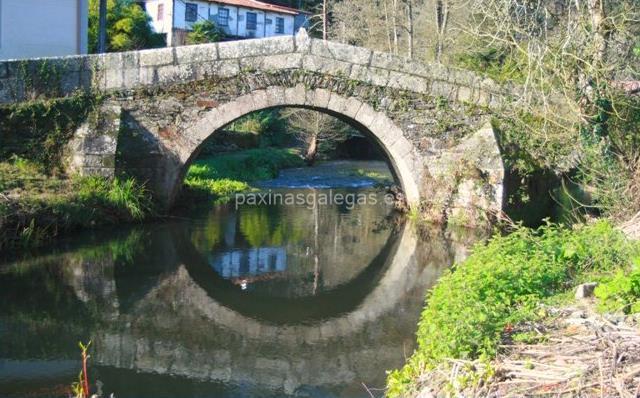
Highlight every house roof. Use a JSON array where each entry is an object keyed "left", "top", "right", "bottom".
[{"left": 204, "top": 0, "right": 308, "bottom": 16}]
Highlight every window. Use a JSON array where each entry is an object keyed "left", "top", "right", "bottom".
[
  {"left": 157, "top": 4, "right": 164, "bottom": 21},
  {"left": 217, "top": 8, "right": 229, "bottom": 27},
  {"left": 275, "top": 17, "right": 285, "bottom": 34},
  {"left": 185, "top": 3, "right": 198, "bottom": 22},
  {"left": 246, "top": 12, "right": 257, "bottom": 30}
]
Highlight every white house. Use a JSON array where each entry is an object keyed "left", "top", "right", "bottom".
[
  {"left": 141, "top": 0, "right": 308, "bottom": 46},
  {"left": 0, "top": 0, "right": 88, "bottom": 60}
]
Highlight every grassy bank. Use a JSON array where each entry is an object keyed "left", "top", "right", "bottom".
[
  {"left": 0, "top": 159, "right": 152, "bottom": 249},
  {"left": 183, "top": 147, "right": 304, "bottom": 202},
  {"left": 387, "top": 221, "right": 640, "bottom": 396}
]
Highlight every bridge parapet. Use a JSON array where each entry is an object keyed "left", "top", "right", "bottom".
[{"left": 0, "top": 30, "right": 516, "bottom": 107}]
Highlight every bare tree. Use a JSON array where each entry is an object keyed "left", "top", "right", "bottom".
[
  {"left": 281, "top": 109, "right": 352, "bottom": 165},
  {"left": 405, "top": 0, "right": 415, "bottom": 58},
  {"left": 434, "top": 0, "right": 449, "bottom": 62}
]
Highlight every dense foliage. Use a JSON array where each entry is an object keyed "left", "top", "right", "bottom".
[
  {"left": 186, "top": 20, "right": 224, "bottom": 45},
  {"left": 387, "top": 221, "right": 640, "bottom": 396},
  {"left": 88, "top": 0, "right": 165, "bottom": 53}
]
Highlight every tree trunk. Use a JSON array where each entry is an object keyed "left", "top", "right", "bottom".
[
  {"left": 98, "top": 0, "right": 108, "bottom": 53},
  {"left": 392, "top": 0, "right": 399, "bottom": 54},
  {"left": 383, "top": 0, "right": 394, "bottom": 53},
  {"left": 406, "top": 0, "right": 414, "bottom": 59},
  {"left": 305, "top": 134, "right": 318, "bottom": 165},
  {"left": 323, "top": 0, "right": 328, "bottom": 40},
  {"left": 434, "top": 0, "right": 449, "bottom": 62}
]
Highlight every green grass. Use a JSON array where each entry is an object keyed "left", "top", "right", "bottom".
[
  {"left": 0, "top": 159, "right": 152, "bottom": 249},
  {"left": 183, "top": 148, "right": 304, "bottom": 202},
  {"left": 387, "top": 221, "right": 640, "bottom": 397}
]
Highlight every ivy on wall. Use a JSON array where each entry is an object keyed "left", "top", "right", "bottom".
[{"left": 0, "top": 93, "right": 100, "bottom": 173}]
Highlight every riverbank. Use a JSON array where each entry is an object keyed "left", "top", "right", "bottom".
[
  {"left": 182, "top": 147, "right": 305, "bottom": 203},
  {"left": 387, "top": 221, "right": 640, "bottom": 397},
  {"left": 0, "top": 158, "right": 152, "bottom": 249}
]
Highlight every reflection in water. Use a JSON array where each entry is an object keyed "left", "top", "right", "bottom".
[{"left": 0, "top": 163, "right": 486, "bottom": 398}]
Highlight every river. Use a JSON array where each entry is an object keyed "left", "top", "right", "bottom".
[{"left": 0, "top": 160, "right": 483, "bottom": 398}]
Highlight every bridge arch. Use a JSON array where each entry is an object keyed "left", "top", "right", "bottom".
[{"left": 168, "top": 86, "right": 422, "bottom": 207}]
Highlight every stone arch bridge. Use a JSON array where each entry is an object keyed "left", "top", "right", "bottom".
[{"left": 0, "top": 30, "right": 512, "bottom": 225}]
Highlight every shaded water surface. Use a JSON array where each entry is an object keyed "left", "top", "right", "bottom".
[{"left": 0, "top": 161, "right": 483, "bottom": 398}]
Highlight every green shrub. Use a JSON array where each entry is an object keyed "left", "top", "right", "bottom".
[
  {"left": 595, "top": 268, "right": 640, "bottom": 314},
  {"left": 186, "top": 20, "right": 224, "bottom": 44},
  {"left": 387, "top": 221, "right": 639, "bottom": 397},
  {"left": 76, "top": 177, "right": 152, "bottom": 220}
]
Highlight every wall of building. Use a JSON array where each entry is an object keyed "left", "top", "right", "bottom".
[
  {"left": 0, "top": 0, "right": 88, "bottom": 60},
  {"left": 150, "top": 0, "right": 296, "bottom": 45},
  {"left": 145, "top": 0, "right": 174, "bottom": 38}
]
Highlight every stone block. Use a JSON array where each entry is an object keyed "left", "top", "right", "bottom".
[
  {"left": 311, "top": 40, "right": 371, "bottom": 65},
  {"left": 370, "top": 51, "right": 405, "bottom": 71},
  {"left": 103, "top": 52, "right": 123, "bottom": 71},
  {"left": 457, "top": 86, "right": 473, "bottom": 103},
  {"left": 176, "top": 43, "right": 218, "bottom": 64},
  {"left": 139, "top": 47, "right": 175, "bottom": 67},
  {"left": 309, "top": 88, "right": 331, "bottom": 109},
  {"left": 575, "top": 282, "right": 598, "bottom": 299},
  {"left": 234, "top": 92, "right": 258, "bottom": 116},
  {"left": 104, "top": 68, "right": 123, "bottom": 90},
  {"left": 400, "top": 59, "right": 432, "bottom": 78},
  {"left": 214, "top": 59, "right": 241, "bottom": 78},
  {"left": 390, "top": 136, "right": 414, "bottom": 159},
  {"left": 342, "top": 97, "right": 364, "bottom": 119},
  {"left": 260, "top": 53, "right": 303, "bottom": 70},
  {"left": 354, "top": 103, "right": 378, "bottom": 128},
  {"left": 123, "top": 68, "right": 140, "bottom": 88},
  {"left": 265, "top": 86, "right": 286, "bottom": 107},
  {"left": 327, "top": 93, "right": 348, "bottom": 115},
  {"left": 121, "top": 52, "right": 139, "bottom": 69},
  {"left": 284, "top": 84, "right": 307, "bottom": 106},
  {"left": 305, "top": 55, "right": 353, "bottom": 76},
  {"left": 248, "top": 89, "right": 270, "bottom": 111},
  {"left": 156, "top": 64, "right": 195, "bottom": 85},
  {"left": 82, "top": 154, "right": 116, "bottom": 169},
  {"left": 431, "top": 80, "right": 458, "bottom": 100},
  {"left": 139, "top": 66, "right": 157, "bottom": 86},
  {"left": 218, "top": 36, "right": 294, "bottom": 59},
  {"left": 350, "top": 65, "right": 389, "bottom": 86},
  {"left": 388, "top": 71, "right": 428, "bottom": 93}
]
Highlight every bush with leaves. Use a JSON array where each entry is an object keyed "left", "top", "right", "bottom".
[
  {"left": 186, "top": 20, "right": 224, "bottom": 45},
  {"left": 88, "top": 0, "right": 165, "bottom": 53}
]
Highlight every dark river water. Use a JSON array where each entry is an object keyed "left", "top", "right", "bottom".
[{"left": 0, "top": 161, "right": 483, "bottom": 398}]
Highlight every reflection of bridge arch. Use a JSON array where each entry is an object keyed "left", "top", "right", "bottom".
[
  {"left": 180, "top": 220, "right": 400, "bottom": 325},
  {"left": 172, "top": 222, "right": 421, "bottom": 340},
  {"left": 91, "top": 223, "right": 454, "bottom": 394}
]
